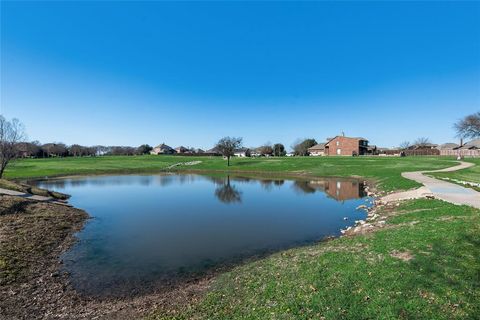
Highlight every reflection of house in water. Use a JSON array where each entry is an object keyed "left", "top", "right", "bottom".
[
  {"left": 324, "top": 180, "right": 366, "bottom": 200},
  {"left": 295, "top": 179, "right": 366, "bottom": 200}
]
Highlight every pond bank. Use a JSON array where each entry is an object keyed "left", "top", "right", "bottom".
[
  {"left": 0, "top": 173, "right": 372, "bottom": 319},
  {"left": 0, "top": 194, "right": 216, "bottom": 319}
]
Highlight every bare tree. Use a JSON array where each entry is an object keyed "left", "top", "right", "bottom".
[
  {"left": 42, "top": 143, "right": 68, "bottom": 157},
  {"left": 69, "top": 144, "right": 83, "bottom": 157},
  {"left": 258, "top": 143, "right": 273, "bottom": 156},
  {"left": 215, "top": 137, "right": 242, "bottom": 166},
  {"left": 0, "top": 116, "right": 26, "bottom": 178},
  {"left": 414, "top": 137, "right": 431, "bottom": 147},
  {"left": 399, "top": 141, "right": 411, "bottom": 150},
  {"left": 292, "top": 138, "right": 317, "bottom": 156},
  {"left": 136, "top": 144, "right": 153, "bottom": 155},
  {"left": 455, "top": 112, "right": 480, "bottom": 139}
]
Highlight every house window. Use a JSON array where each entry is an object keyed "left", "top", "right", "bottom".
[
  {"left": 337, "top": 148, "right": 341, "bottom": 155},
  {"left": 336, "top": 141, "right": 340, "bottom": 146}
]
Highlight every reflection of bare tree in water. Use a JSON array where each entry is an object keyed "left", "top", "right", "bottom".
[
  {"left": 214, "top": 176, "right": 242, "bottom": 204},
  {"left": 292, "top": 180, "right": 316, "bottom": 194}
]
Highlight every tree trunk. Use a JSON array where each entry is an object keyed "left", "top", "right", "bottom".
[{"left": 227, "top": 156, "right": 230, "bottom": 166}]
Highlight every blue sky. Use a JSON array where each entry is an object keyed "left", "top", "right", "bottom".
[{"left": 1, "top": 1, "right": 479, "bottom": 149}]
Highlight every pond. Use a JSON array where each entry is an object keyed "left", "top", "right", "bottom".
[{"left": 35, "top": 173, "right": 370, "bottom": 296}]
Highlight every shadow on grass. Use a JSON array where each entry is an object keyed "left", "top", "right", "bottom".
[{"left": 404, "top": 230, "right": 480, "bottom": 316}]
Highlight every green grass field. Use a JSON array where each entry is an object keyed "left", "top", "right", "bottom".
[
  {"left": 430, "top": 158, "right": 480, "bottom": 190},
  {"left": 5, "top": 155, "right": 458, "bottom": 191}
]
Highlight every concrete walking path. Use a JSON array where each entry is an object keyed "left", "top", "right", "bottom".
[
  {"left": 0, "top": 187, "right": 71, "bottom": 206},
  {"left": 382, "top": 161, "right": 480, "bottom": 209}
]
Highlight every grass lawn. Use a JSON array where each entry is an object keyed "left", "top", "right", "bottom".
[
  {"left": 149, "top": 199, "right": 480, "bottom": 320},
  {"left": 430, "top": 158, "right": 480, "bottom": 190},
  {"left": 5, "top": 155, "right": 458, "bottom": 191}
]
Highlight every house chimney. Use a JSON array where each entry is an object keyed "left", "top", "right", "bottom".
[{"left": 460, "top": 138, "right": 463, "bottom": 147}]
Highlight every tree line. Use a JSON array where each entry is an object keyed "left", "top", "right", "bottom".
[{"left": 14, "top": 141, "right": 154, "bottom": 158}]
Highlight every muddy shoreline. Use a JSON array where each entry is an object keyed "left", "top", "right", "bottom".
[{"left": 0, "top": 195, "right": 214, "bottom": 319}]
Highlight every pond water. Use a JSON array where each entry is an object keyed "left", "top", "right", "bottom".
[{"left": 35, "top": 174, "right": 369, "bottom": 296}]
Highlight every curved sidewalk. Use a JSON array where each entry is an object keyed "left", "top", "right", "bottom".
[{"left": 382, "top": 161, "right": 480, "bottom": 209}]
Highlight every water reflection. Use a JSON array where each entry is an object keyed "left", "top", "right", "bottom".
[
  {"left": 33, "top": 174, "right": 366, "bottom": 202},
  {"left": 32, "top": 173, "right": 369, "bottom": 296},
  {"left": 293, "top": 179, "right": 366, "bottom": 200},
  {"left": 214, "top": 176, "right": 242, "bottom": 204}
]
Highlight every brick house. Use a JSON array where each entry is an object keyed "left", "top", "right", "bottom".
[{"left": 324, "top": 136, "right": 369, "bottom": 156}]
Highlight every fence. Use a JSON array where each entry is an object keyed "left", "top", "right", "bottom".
[
  {"left": 404, "top": 149, "right": 440, "bottom": 156},
  {"left": 439, "top": 149, "right": 480, "bottom": 158}
]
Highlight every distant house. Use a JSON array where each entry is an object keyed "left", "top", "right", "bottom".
[
  {"left": 439, "top": 140, "right": 479, "bottom": 157},
  {"left": 233, "top": 148, "right": 251, "bottom": 157},
  {"left": 174, "top": 146, "right": 188, "bottom": 154},
  {"left": 438, "top": 143, "right": 459, "bottom": 150},
  {"left": 405, "top": 143, "right": 440, "bottom": 156},
  {"left": 205, "top": 147, "right": 222, "bottom": 156},
  {"left": 307, "top": 143, "right": 326, "bottom": 156},
  {"left": 150, "top": 143, "right": 175, "bottom": 155},
  {"left": 408, "top": 143, "right": 438, "bottom": 150},
  {"left": 15, "top": 142, "right": 30, "bottom": 158},
  {"left": 366, "top": 145, "right": 378, "bottom": 155},
  {"left": 324, "top": 136, "right": 369, "bottom": 156},
  {"left": 286, "top": 152, "right": 295, "bottom": 157},
  {"left": 456, "top": 139, "right": 480, "bottom": 150},
  {"left": 377, "top": 147, "right": 402, "bottom": 156},
  {"left": 250, "top": 149, "right": 262, "bottom": 157}
]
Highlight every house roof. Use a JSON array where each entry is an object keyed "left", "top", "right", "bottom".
[
  {"left": 410, "top": 143, "right": 438, "bottom": 149},
  {"left": 308, "top": 143, "right": 326, "bottom": 150},
  {"left": 458, "top": 139, "right": 480, "bottom": 149},
  {"left": 206, "top": 147, "right": 220, "bottom": 153},
  {"left": 154, "top": 143, "right": 173, "bottom": 149},
  {"left": 325, "top": 136, "right": 369, "bottom": 146},
  {"left": 438, "top": 143, "right": 459, "bottom": 150}
]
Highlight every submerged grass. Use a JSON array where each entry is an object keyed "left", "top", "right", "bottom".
[
  {"left": 5, "top": 155, "right": 457, "bottom": 191},
  {"left": 149, "top": 199, "right": 480, "bottom": 319}
]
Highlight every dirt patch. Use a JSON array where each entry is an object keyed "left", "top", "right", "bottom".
[{"left": 390, "top": 250, "right": 414, "bottom": 262}]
